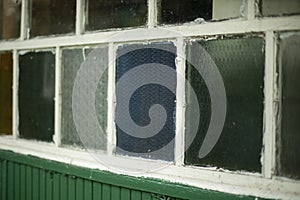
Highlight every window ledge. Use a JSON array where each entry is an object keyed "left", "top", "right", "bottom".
[{"left": 0, "top": 136, "right": 299, "bottom": 200}]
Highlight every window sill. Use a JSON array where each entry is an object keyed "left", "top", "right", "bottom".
[{"left": 0, "top": 135, "right": 299, "bottom": 200}]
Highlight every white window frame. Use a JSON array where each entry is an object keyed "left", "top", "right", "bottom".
[{"left": 0, "top": 0, "right": 300, "bottom": 199}]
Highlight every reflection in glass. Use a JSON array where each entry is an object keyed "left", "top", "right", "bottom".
[
  {"left": 19, "top": 51, "right": 55, "bottom": 142},
  {"left": 0, "top": 52, "right": 13, "bottom": 134},
  {"left": 185, "top": 36, "right": 264, "bottom": 172},
  {"left": 30, "top": 0, "right": 76, "bottom": 37},
  {"left": 277, "top": 33, "right": 300, "bottom": 179},
  {"left": 86, "top": 0, "right": 147, "bottom": 31},
  {"left": 0, "top": 0, "right": 21, "bottom": 40}
]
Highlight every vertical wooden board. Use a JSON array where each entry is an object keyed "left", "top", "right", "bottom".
[
  {"left": 7, "top": 161, "right": 14, "bottom": 200},
  {"left": 92, "top": 181, "right": 102, "bottom": 200},
  {"left": 32, "top": 167, "right": 40, "bottom": 200},
  {"left": 1, "top": 160, "right": 7, "bottom": 200},
  {"left": 76, "top": 177, "right": 84, "bottom": 200},
  {"left": 14, "top": 163, "right": 20, "bottom": 200},
  {"left": 120, "top": 188, "right": 131, "bottom": 200},
  {"left": 39, "top": 168, "right": 46, "bottom": 200},
  {"left": 60, "top": 174, "right": 68, "bottom": 200},
  {"left": 46, "top": 171, "right": 53, "bottom": 200},
  {"left": 102, "top": 184, "right": 111, "bottom": 200},
  {"left": 68, "top": 176, "right": 76, "bottom": 200},
  {"left": 20, "top": 164, "right": 26, "bottom": 199},
  {"left": 26, "top": 165, "right": 33, "bottom": 200},
  {"left": 141, "top": 192, "right": 152, "bottom": 200},
  {"left": 84, "top": 179, "right": 93, "bottom": 200},
  {"left": 53, "top": 173, "right": 60, "bottom": 200},
  {"left": 111, "top": 185, "right": 120, "bottom": 200},
  {"left": 131, "top": 190, "right": 142, "bottom": 200}
]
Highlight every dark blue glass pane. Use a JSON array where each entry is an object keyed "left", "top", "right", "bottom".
[{"left": 116, "top": 42, "right": 176, "bottom": 161}]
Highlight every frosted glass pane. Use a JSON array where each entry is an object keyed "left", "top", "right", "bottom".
[
  {"left": 277, "top": 33, "right": 300, "bottom": 179},
  {"left": 19, "top": 51, "right": 55, "bottom": 142},
  {"left": 61, "top": 47, "right": 108, "bottom": 150},
  {"left": 212, "top": 0, "right": 243, "bottom": 20},
  {"left": 262, "top": 0, "right": 300, "bottom": 16},
  {"left": 185, "top": 36, "right": 264, "bottom": 172}
]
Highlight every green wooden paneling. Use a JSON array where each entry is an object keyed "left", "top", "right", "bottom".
[{"left": 0, "top": 150, "right": 268, "bottom": 200}]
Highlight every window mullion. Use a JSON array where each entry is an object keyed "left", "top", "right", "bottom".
[
  {"left": 20, "top": 0, "right": 29, "bottom": 40},
  {"left": 12, "top": 50, "right": 19, "bottom": 139},
  {"left": 54, "top": 46, "right": 62, "bottom": 146},
  {"left": 76, "top": 0, "right": 85, "bottom": 35},
  {"left": 245, "top": 0, "right": 257, "bottom": 20},
  {"left": 175, "top": 37, "right": 186, "bottom": 165},
  {"left": 107, "top": 42, "right": 116, "bottom": 155},
  {"left": 262, "top": 31, "right": 277, "bottom": 178},
  {"left": 148, "top": 0, "right": 158, "bottom": 28}
]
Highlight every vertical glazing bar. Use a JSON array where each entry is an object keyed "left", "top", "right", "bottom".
[
  {"left": 54, "top": 46, "right": 62, "bottom": 146},
  {"left": 76, "top": 0, "right": 85, "bottom": 35},
  {"left": 12, "top": 50, "right": 19, "bottom": 139},
  {"left": 20, "top": 0, "right": 28, "bottom": 40},
  {"left": 175, "top": 37, "right": 186, "bottom": 165},
  {"left": 148, "top": 0, "right": 158, "bottom": 28},
  {"left": 263, "top": 31, "right": 277, "bottom": 178},
  {"left": 245, "top": 0, "right": 256, "bottom": 20},
  {"left": 107, "top": 42, "right": 116, "bottom": 155}
]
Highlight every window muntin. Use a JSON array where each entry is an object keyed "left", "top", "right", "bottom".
[{"left": 19, "top": 51, "right": 55, "bottom": 142}]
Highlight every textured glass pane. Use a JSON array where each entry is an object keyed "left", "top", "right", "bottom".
[
  {"left": 30, "top": 0, "right": 76, "bottom": 37},
  {"left": 212, "top": 0, "right": 243, "bottom": 20},
  {"left": 86, "top": 0, "right": 147, "bottom": 31},
  {"left": 116, "top": 42, "right": 176, "bottom": 161},
  {"left": 185, "top": 37, "right": 264, "bottom": 172},
  {"left": 61, "top": 47, "right": 108, "bottom": 150},
  {"left": 19, "top": 51, "right": 55, "bottom": 142},
  {"left": 159, "top": 0, "right": 212, "bottom": 24},
  {"left": 0, "top": 52, "right": 12, "bottom": 134},
  {"left": 262, "top": 0, "right": 300, "bottom": 16},
  {"left": 277, "top": 33, "right": 300, "bottom": 179},
  {"left": 0, "top": 0, "right": 21, "bottom": 40}
]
